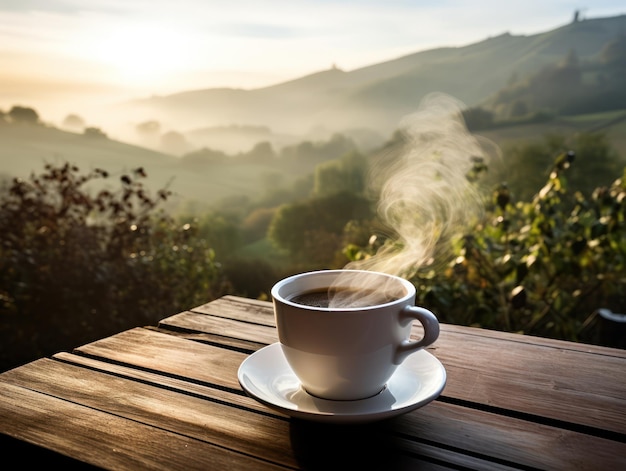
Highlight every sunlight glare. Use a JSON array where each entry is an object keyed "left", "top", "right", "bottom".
[{"left": 91, "top": 22, "right": 191, "bottom": 88}]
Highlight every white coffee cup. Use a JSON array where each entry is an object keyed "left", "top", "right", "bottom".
[{"left": 271, "top": 269, "right": 440, "bottom": 401}]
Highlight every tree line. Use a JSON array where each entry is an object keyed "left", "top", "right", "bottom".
[{"left": 1, "top": 124, "right": 625, "bottom": 372}]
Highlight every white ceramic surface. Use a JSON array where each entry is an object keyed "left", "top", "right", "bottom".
[
  {"left": 271, "top": 269, "right": 440, "bottom": 400},
  {"left": 238, "top": 343, "right": 447, "bottom": 424}
]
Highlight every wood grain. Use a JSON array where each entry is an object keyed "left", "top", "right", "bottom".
[
  {"left": 159, "top": 298, "right": 626, "bottom": 435},
  {"left": 159, "top": 310, "right": 278, "bottom": 346},
  {"left": 0, "top": 380, "right": 287, "bottom": 470},
  {"left": 1, "top": 295, "right": 624, "bottom": 470},
  {"left": 190, "top": 295, "right": 276, "bottom": 326},
  {"left": 4, "top": 353, "right": 624, "bottom": 471},
  {"left": 74, "top": 327, "right": 246, "bottom": 390},
  {"left": 1, "top": 359, "right": 445, "bottom": 470}
]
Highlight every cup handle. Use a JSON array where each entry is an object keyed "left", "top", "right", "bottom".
[{"left": 394, "top": 306, "right": 440, "bottom": 364}]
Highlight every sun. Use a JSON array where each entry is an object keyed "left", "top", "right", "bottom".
[{"left": 90, "top": 22, "right": 191, "bottom": 87}]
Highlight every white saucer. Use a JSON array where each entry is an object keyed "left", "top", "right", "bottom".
[{"left": 237, "top": 343, "right": 446, "bottom": 424}]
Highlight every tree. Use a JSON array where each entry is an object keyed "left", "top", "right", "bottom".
[
  {"left": 192, "top": 211, "right": 243, "bottom": 256},
  {"left": 83, "top": 126, "right": 107, "bottom": 139},
  {"left": 243, "top": 141, "right": 276, "bottom": 163},
  {"left": 135, "top": 120, "right": 162, "bottom": 148},
  {"left": 314, "top": 151, "right": 367, "bottom": 197},
  {"left": 136, "top": 120, "right": 161, "bottom": 136},
  {"left": 8, "top": 105, "right": 39, "bottom": 124},
  {"left": 279, "top": 133, "right": 357, "bottom": 166},
  {"left": 268, "top": 191, "right": 373, "bottom": 267},
  {"left": 62, "top": 114, "right": 85, "bottom": 131},
  {"left": 160, "top": 131, "right": 189, "bottom": 156},
  {"left": 242, "top": 207, "right": 277, "bottom": 243},
  {"left": 180, "top": 147, "right": 228, "bottom": 168},
  {"left": 600, "top": 35, "right": 626, "bottom": 67}
]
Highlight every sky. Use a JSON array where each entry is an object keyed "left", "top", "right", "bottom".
[{"left": 0, "top": 0, "right": 624, "bottom": 122}]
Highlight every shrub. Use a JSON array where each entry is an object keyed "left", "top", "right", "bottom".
[
  {"left": 345, "top": 153, "right": 626, "bottom": 345},
  {"left": 424, "top": 158, "right": 623, "bottom": 338},
  {"left": 0, "top": 163, "right": 228, "bottom": 371}
]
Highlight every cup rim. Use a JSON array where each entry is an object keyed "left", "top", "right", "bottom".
[{"left": 271, "top": 269, "right": 415, "bottom": 311}]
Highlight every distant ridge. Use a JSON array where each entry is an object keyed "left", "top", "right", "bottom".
[{"left": 124, "top": 14, "right": 626, "bottom": 137}]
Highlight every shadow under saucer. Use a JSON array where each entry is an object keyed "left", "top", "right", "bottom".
[{"left": 289, "top": 416, "right": 418, "bottom": 469}]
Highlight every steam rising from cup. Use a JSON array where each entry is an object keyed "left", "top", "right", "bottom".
[{"left": 330, "top": 93, "right": 498, "bottom": 308}]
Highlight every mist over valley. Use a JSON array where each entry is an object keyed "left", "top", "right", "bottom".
[{"left": 2, "top": 14, "right": 626, "bottom": 213}]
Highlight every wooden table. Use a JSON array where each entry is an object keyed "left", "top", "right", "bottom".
[{"left": 1, "top": 295, "right": 624, "bottom": 470}]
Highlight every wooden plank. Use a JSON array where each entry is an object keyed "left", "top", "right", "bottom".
[
  {"left": 194, "top": 295, "right": 626, "bottom": 358},
  {"left": 74, "top": 327, "right": 246, "bottom": 391},
  {"left": 0, "top": 359, "right": 448, "bottom": 470},
  {"left": 146, "top": 324, "right": 267, "bottom": 352},
  {"left": 0, "top": 381, "right": 287, "bottom": 471},
  {"left": 0, "top": 358, "right": 572, "bottom": 470},
  {"left": 439, "top": 323, "right": 626, "bottom": 358},
  {"left": 1, "top": 359, "right": 298, "bottom": 468},
  {"left": 4, "top": 294, "right": 623, "bottom": 470},
  {"left": 159, "top": 311, "right": 278, "bottom": 346},
  {"left": 55, "top": 334, "right": 626, "bottom": 470},
  {"left": 433, "top": 328, "right": 626, "bottom": 435},
  {"left": 46, "top": 354, "right": 534, "bottom": 470},
  {"left": 46, "top": 353, "right": 278, "bottom": 416},
  {"left": 165, "top": 297, "right": 626, "bottom": 434},
  {"left": 397, "top": 401, "right": 626, "bottom": 471},
  {"left": 159, "top": 303, "right": 626, "bottom": 435},
  {"left": 189, "top": 295, "right": 276, "bottom": 326}
]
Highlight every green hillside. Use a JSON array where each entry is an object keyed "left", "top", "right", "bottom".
[
  {"left": 479, "top": 110, "right": 626, "bottom": 156},
  {"left": 2, "top": 108, "right": 624, "bottom": 218},
  {"left": 123, "top": 15, "right": 626, "bottom": 138},
  {"left": 0, "top": 123, "right": 285, "bottom": 211}
]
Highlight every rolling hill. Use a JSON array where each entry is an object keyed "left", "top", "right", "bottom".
[
  {"left": 121, "top": 14, "right": 626, "bottom": 142},
  {"left": 2, "top": 14, "right": 626, "bottom": 213},
  {"left": 0, "top": 123, "right": 283, "bottom": 212}
]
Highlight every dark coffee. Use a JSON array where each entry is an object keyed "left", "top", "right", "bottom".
[{"left": 289, "top": 288, "right": 401, "bottom": 308}]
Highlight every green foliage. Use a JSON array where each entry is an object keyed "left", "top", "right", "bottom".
[
  {"left": 0, "top": 163, "right": 228, "bottom": 372},
  {"left": 191, "top": 211, "right": 243, "bottom": 256},
  {"left": 268, "top": 191, "right": 373, "bottom": 268},
  {"left": 567, "top": 132, "right": 622, "bottom": 194},
  {"left": 242, "top": 141, "right": 276, "bottom": 163},
  {"left": 488, "top": 46, "right": 626, "bottom": 118},
  {"left": 181, "top": 147, "right": 229, "bottom": 168},
  {"left": 220, "top": 256, "right": 285, "bottom": 300},
  {"left": 279, "top": 133, "right": 357, "bottom": 167},
  {"left": 501, "top": 137, "right": 562, "bottom": 201},
  {"left": 502, "top": 132, "right": 622, "bottom": 201},
  {"left": 242, "top": 207, "right": 277, "bottom": 243},
  {"left": 313, "top": 151, "right": 368, "bottom": 197},
  {"left": 345, "top": 151, "right": 626, "bottom": 345}
]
